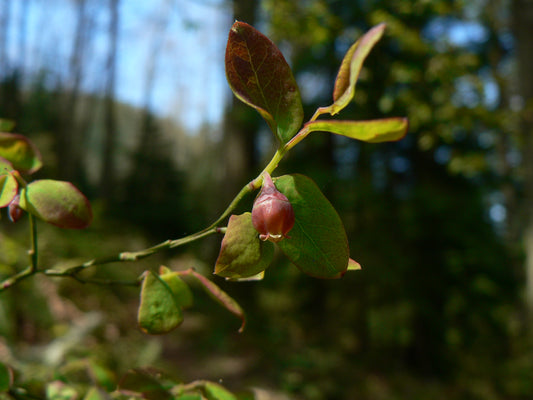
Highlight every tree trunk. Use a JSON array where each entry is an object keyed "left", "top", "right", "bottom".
[
  {"left": 513, "top": 0, "right": 533, "bottom": 319},
  {"left": 100, "top": 0, "right": 120, "bottom": 201}
]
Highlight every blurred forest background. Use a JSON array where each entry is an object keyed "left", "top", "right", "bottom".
[{"left": 1, "top": 0, "right": 533, "bottom": 399}]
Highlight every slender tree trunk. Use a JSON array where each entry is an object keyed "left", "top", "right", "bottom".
[
  {"left": 221, "top": 0, "right": 260, "bottom": 202},
  {"left": 100, "top": 0, "right": 120, "bottom": 201},
  {"left": 513, "top": 0, "right": 533, "bottom": 320},
  {"left": 57, "top": 0, "right": 87, "bottom": 181}
]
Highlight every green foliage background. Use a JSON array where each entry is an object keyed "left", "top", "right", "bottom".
[{"left": 1, "top": 0, "right": 532, "bottom": 399}]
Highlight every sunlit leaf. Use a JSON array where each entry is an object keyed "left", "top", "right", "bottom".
[
  {"left": 0, "top": 132, "right": 42, "bottom": 174},
  {"left": 187, "top": 270, "right": 246, "bottom": 332},
  {"left": 225, "top": 21, "right": 303, "bottom": 144},
  {"left": 159, "top": 266, "right": 193, "bottom": 309},
  {"left": 138, "top": 271, "right": 184, "bottom": 334},
  {"left": 46, "top": 381, "right": 78, "bottom": 400},
  {"left": 0, "top": 156, "right": 13, "bottom": 174},
  {"left": 18, "top": 179, "right": 92, "bottom": 229},
  {"left": 0, "top": 173, "right": 17, "bottom": 208},
  {"left": 305, "top": 117, "right": 408, "bottom": 143},
  {"left": 275, "top": 174, "right": 349, "bottom": 279},
  {"left": 203, "top": 382, "right": 238, "bottom": 400},
  {"left": 347, "top": 258, "right": 362, "bottom": 271},
  {"left": 327, "top": 23, "right": 386, "bottom": 115},
  {"left": 215, "top": 213, "right": 274, "bottom": 280}
]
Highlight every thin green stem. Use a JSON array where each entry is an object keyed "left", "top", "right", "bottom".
[
  {"left": 28, "top": 214, "right": 38, "bottom": 272},
  {"left": 0, "top": 140, "right": 296, "bottom": 292}
]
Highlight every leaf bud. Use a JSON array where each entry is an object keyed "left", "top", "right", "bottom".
[{"left": 251, "top": 173, "right": 294, "bottom": 242}]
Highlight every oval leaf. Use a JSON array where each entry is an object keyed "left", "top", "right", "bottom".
[
  {"left": 19, "top": 179, "right": 92, "bottom": 229},
  {"left": 159, "top": 266, "right": 193, "bottom": 309},
  {"left": 225, "top": 21, "right": 303, "bottom": 144},
  {"left": 215, "top": 213, "right": 274, "bottom": 280},
  {"left": 0, "top": 173, "right": 18, "bottom": 208},
  {"left": 138, "top": 271, "right": 184, "bottom": 334},
  {"left": 325, "top": 23, "right": 386, "bottom": 115},
  {"left": 0, "top": 156, "right": 13, "bottom": 174},
  {"left": 0, "top": 132, "right": 42, "bottom": 174},
  {"left": 305, "top": 117, "right": 408, "bottom": 143},
  {"left": 275, "top": 174, "right": 349, "bottom": 279}
]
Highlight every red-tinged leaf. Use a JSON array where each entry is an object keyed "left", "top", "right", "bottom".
[
  {"left": 18, "top": 179, "right": 92, "bottom": 229},
  {"left": 325, "top": 23, "right": 386, "bottom": 116},
  {"left": 138, "top": 270, "right": 185, "bottom": 334},
  {"left": 305, "top": 117, "right": 408, "bottom": 143},
  {"left": 347, "top": 258, "right": 362, "bottom": 271},
  {"left": 0, "top": 132, "right": 42, "bottom": 174},
  {"left": 0, "top": 156, "right": 13, "bottom": 174},
  {"left": 188, "top": 270, "right": 246, "bottom": 332},
  {"left": 215, "top": 213, "right": 274, "bottom": 280},
  {"left": 225, "top": 21, "right": 303, "bottom": 144},
  {"left": 0, "top": 173, "right": 17, "bottom": 208},
  {"left": 275, "top": 174, "right": 350, "bottom": 279}
]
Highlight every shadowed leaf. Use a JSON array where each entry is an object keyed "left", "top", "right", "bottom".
[
  {"left": 118, "top": 368, "right": 174, "bottom": 400},
  {"left": 0, "top": 132, "right": 42, "bottom": 174},
  {"left": 18, "top": 179, "right": 92, "bottom": 229},
  {"left": 305, "top": 118, "right": 408, "bottom": 143},
  {"left": 215, "top": 213, "right": 274, "bottom": 280},
  {"left": 225, "top": 21, "right": 303, "bottom": 143},
  {"left": 275, "top": 174, "right": 349, "bottom": 279},
  {"left": 187, "top": 270, "right": 246, "bottom": 332}
]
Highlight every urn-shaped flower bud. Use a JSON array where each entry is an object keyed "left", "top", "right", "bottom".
[
  {"left": 8, "top": 194, "right": 23, "bottom": 223},
  {"left": 251, "top": 172, "right": 295, "bottom": 242}
]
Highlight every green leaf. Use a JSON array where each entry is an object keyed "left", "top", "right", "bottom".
[
  {"left": 159, "top": 266, "right": 193, "bottom": 309},
  {"left": 305, "top": 118, "right": 408, "bottom": 143},
  {"left": 83, "top": 387, "right": 108, "bottom": 400},
  {"left": 0, "top": 132, "right": 42, "bottom": 174},
  {"left": 46, "top": 381, "right": 78, "bottom": 400},
  {"left": 275, "top": 174, "right": 349, "bottom": 279},
  {"left": 19, "top": 179, "right": 93, "bottom": 229},
  {"left": 0, "top": 119, "right": 15, "bottom": 132},
  {"left": 187, "top": 270, "right": 246, "bottom": 332},
  {"left": 202, "top": 382, "right": 237, "bottom": 400},
  {"left": 138, "top": 271, "right": 184, "bottom": 334},
  {"left": 0, "top": 156, "right": 13, "bottom": 174},
  {"left": 118, "top": 368, "right": 174, "bottom": 400},
  {"left": 0, "top": 363, "right": 13, "bottom": 392},
  {"left": 348, "top": 258, "right": 362, "bottom": 271},
  {"left": 225, "top": 21, "right": 303, "bottom": 144},
  {"left": 215, "top": 213, "right": 274, "bottom": 280},
  {"left": 0, "top": 173, "right": 17, "bottom": 208},
  {"left": 326, "top": 23, "right": 386, "bottom": 115}
]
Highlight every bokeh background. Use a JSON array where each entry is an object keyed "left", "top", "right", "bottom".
[{"left": 1, "top": 0, "right": 533, "bottom": 399}]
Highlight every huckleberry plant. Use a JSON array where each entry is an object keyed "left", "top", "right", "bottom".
[
  {"left": 0, "top": 22, "right": 407, "bottom": 335},
  {"left": 0, "top": 20, "right": 407, "bottom": 400}
]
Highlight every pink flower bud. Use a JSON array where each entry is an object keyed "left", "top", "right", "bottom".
[
  {"left": 251, "top": 172, "right": 295, "bottom": 242},
  {"left": 8, "top": 194, "right": 23, "bottom": 223}
]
